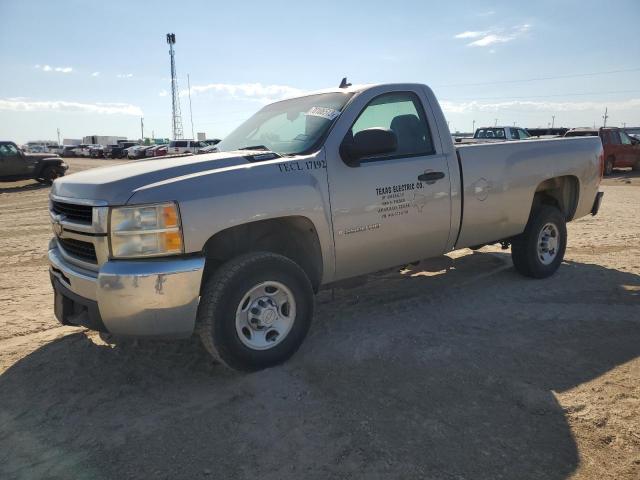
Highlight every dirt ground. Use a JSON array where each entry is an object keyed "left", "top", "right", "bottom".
[{"left": 1, "top": 158, "right": 639, "bottom": 480}]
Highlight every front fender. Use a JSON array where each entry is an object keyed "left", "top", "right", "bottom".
[{"left": 126, "top": 151, "right": 336, "bottom": 283}]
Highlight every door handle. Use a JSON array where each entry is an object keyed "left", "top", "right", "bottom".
[{"left": 418, "top": 171, "right": 445, "bottom": 182}]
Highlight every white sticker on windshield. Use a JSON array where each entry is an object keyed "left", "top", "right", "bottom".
[{"left": 306, "top": 106, "right": 341, "bottom": 121}]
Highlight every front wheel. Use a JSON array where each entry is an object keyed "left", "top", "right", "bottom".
[
  {"left": 198, "top": 252, "right": 314, "bottom": 371},
  {"left": 39, "top": 166, "right": 63, "bottom": 185},
  {"left": 604, "top": 157, "right": 614, "bottom": 176},
  {"left": 511, "top": 205, "right": 567, "bottom": 278}
]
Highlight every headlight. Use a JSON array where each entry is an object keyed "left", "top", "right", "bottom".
[{"left": 109, "top": 202, "right": 183, "bottom": 258}]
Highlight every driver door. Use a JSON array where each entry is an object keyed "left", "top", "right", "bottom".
[{"left": 326, "top": 89, "right": 452, "bottom": 280}]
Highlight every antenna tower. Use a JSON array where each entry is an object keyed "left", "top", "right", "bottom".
[{"left": 166, "top": 33, "right": 184, "bottom": 139}]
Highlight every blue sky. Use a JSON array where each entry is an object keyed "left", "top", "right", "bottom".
[{"left": 1, "top": 0, "right": 639, "bottom": 143}]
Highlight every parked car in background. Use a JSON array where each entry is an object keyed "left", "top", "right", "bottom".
[
  {"left": 145, "top": 144, "right": 168, "bottom": 157},
  {"left": 199, "top": 144, "right": 219, "bottom": 154},
  {"left": 564, "top": 127, "right": 640, "bottom": 175},
  {"left": 70, "top": 144, "right": 88, "bottom": 157},
  {"left": 89, "top": 145, "right": 105, "bottom": 158},
  {"left": 0, "top": 141, "right": 67, "bottom": 184},
  {"left": 168, "top": 139, "right": 206, "bottom": 154},
  {"left": 153, "top": 145, "right": 168, "bottom": 157},
  {"left": 128, "top": 145, "right": 155, "bottom": 159},
  {"left": 61, "top": 145, "right": 78, "bottom": 157},
  {"left": 455, "top": 126, "right": 532, "bottom": 144},
  {"left": 526, "top": 127, "right": 569, "bottom": 138},
  {"left": 202, "top": 138, "right": 221, "bottom": 147},
  {"left": 75, "top": 144, "right": 100, "bottom": 157},
  {"left": 104, "top": 141, "right": 138, "bottom": 159}
]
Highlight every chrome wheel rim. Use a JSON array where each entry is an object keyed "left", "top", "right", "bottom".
[
  {"left": 235, "top": 281, "right": 296, "bottom": 350},
  {"left": 537, "top": 222, "right": 559, "bottom": 265}
]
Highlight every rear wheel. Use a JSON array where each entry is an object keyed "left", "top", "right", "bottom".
[
  {"left": 198, "top": 252, "right": 314, "bottom": 371},
  {"left": 511, "top": 205, "right": 567, "bottom": 278}
]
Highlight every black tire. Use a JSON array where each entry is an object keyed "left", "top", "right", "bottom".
[
  {"left": 604, "top": 157, "right": 614, "bottom": 176},
  {"left": 511, "top": 205, "right": 567, "bottom": 279},
  {"left": 40, "top": 166, "right": 63, "bottom": 185},
  {"left": 198, "top": 252, "right": 314, "bottom": 371}
]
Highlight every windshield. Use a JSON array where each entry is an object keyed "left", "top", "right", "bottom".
[{"left": 217, "top": 92, "right": 353, "bottom": 155}]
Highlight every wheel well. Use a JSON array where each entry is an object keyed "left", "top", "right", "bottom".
[
  {"left": 533, "top": 176, "right": 579, "bottom": 220},
  {"left": 201, "top": 216, "right": 323, "bottom": 291}
]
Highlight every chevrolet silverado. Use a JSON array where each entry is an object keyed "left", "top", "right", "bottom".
[{"left": 48, "top": 82, "right": 604, "bottom": 371}]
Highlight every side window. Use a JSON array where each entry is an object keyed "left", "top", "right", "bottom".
[
  {"left": 350, "top": 91, "right": 434, "bottom": 158},
  {"left": 620, "top": 132, "right": 632, "bottom": 145},
  {"left": 511, "top": 129, "right": 520, "bottom": 140},
  {"left": 0, "top": 144, "right": 18, "bottom": 156},
  {"left": 610, "top": 131, "right": 621, "bottom": 144},
  {"left": 519, "top": 129, "right": 530, "bottom": 139}
]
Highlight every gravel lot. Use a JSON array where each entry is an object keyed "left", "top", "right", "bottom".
[{"left": 1, "top": 158, "right": 639, "bottom": 479}]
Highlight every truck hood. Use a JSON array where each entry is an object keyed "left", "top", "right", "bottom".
[
  {"left": 51, "top": 151, "right": 263, "bottom": 204},
  {"left": 25, "top": 152, "right": 61, "bottom": 160}
]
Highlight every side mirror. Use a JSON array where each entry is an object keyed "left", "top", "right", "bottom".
[{"left": 340, "top": 128, "right": 397, "bottom": 167}]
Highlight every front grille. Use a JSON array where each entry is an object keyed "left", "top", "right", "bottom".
[
  {"left": 58, "top": 237, "right": 97, "bottom": 263},
  {"left": 52, "top": 201, "right": 93, "bottom": 224}
]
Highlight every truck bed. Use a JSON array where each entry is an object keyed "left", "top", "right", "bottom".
[{"left": 454, "top": 136, "right": 603, "bottom": 248}]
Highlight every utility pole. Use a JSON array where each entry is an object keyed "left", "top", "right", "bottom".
[
  {"left": 187, "top": 74, "right": 195, "bottom": 140},
  {"left": 140, "top": 117, "right": 144, "bottom": 141},
  {"left": 56, "top": 128, "right": 61, "bottom": 145},
  {"left": 551, "top": 115, "right": 555, "bottom": 129},
  {"left": 602, "top": 107, "right": 609, "bottom": 127},
  {"left": 494, "top": 118, "right": 498, "bottom": 127},
  {"left": 166, "top": 33, "right": 184, "bottom": 140},
  {"left": 472, "top": 119, "right": 475, "bottom": 133}
]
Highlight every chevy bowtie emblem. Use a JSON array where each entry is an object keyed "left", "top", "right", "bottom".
[{"left": 52, "top": 217, "right": 63, "bottom": 236}]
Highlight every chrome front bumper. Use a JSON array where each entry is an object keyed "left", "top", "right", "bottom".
[{"left": 49, "top": 246, "right": 205, "bottom": 338}]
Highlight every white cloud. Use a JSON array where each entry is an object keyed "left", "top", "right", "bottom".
[
  {"left": 454, "top": 31, "right": 488, "bottom": 39},
  {"left": 440, "top": 98, "right": 640, "bottom": 114},
  {"left": 117, "top": 73, "right": 134, "bottom": 78},
  {"left": 91, "top": 71, "right": 100, "bottom": 77},
  {"left": 468, "top": 34, "right": 509, "bottom": 47},
  {"left": 180, "top": 82, "right": 304, "bottom": 103},
  {"left": 455, "top": 24, "right": 531, "bottom": 48},
  {"left": 35, "top": 64, "right": 72, "bottom": 73},
  {"left": 158, "top": 89, "right": 168, "bottom": 97},
  {"left": 0, "top": 98, "right": 143, "bottom": 116}
]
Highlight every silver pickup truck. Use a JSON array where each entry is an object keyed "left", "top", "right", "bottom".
[{"left": 48, "top": 82, "right": 604, "bottom": 371}]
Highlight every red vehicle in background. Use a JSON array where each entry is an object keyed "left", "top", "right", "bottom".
[
  {"left": 565, "top": 127, "right": 640, "bottom": 175},
  {"left": 154, "top": 145, "right": 168, "bottom": 157}
]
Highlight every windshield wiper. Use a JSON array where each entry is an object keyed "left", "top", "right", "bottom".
[{"left": 238, "top": 145, "right": 270, "bottom": 151}]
